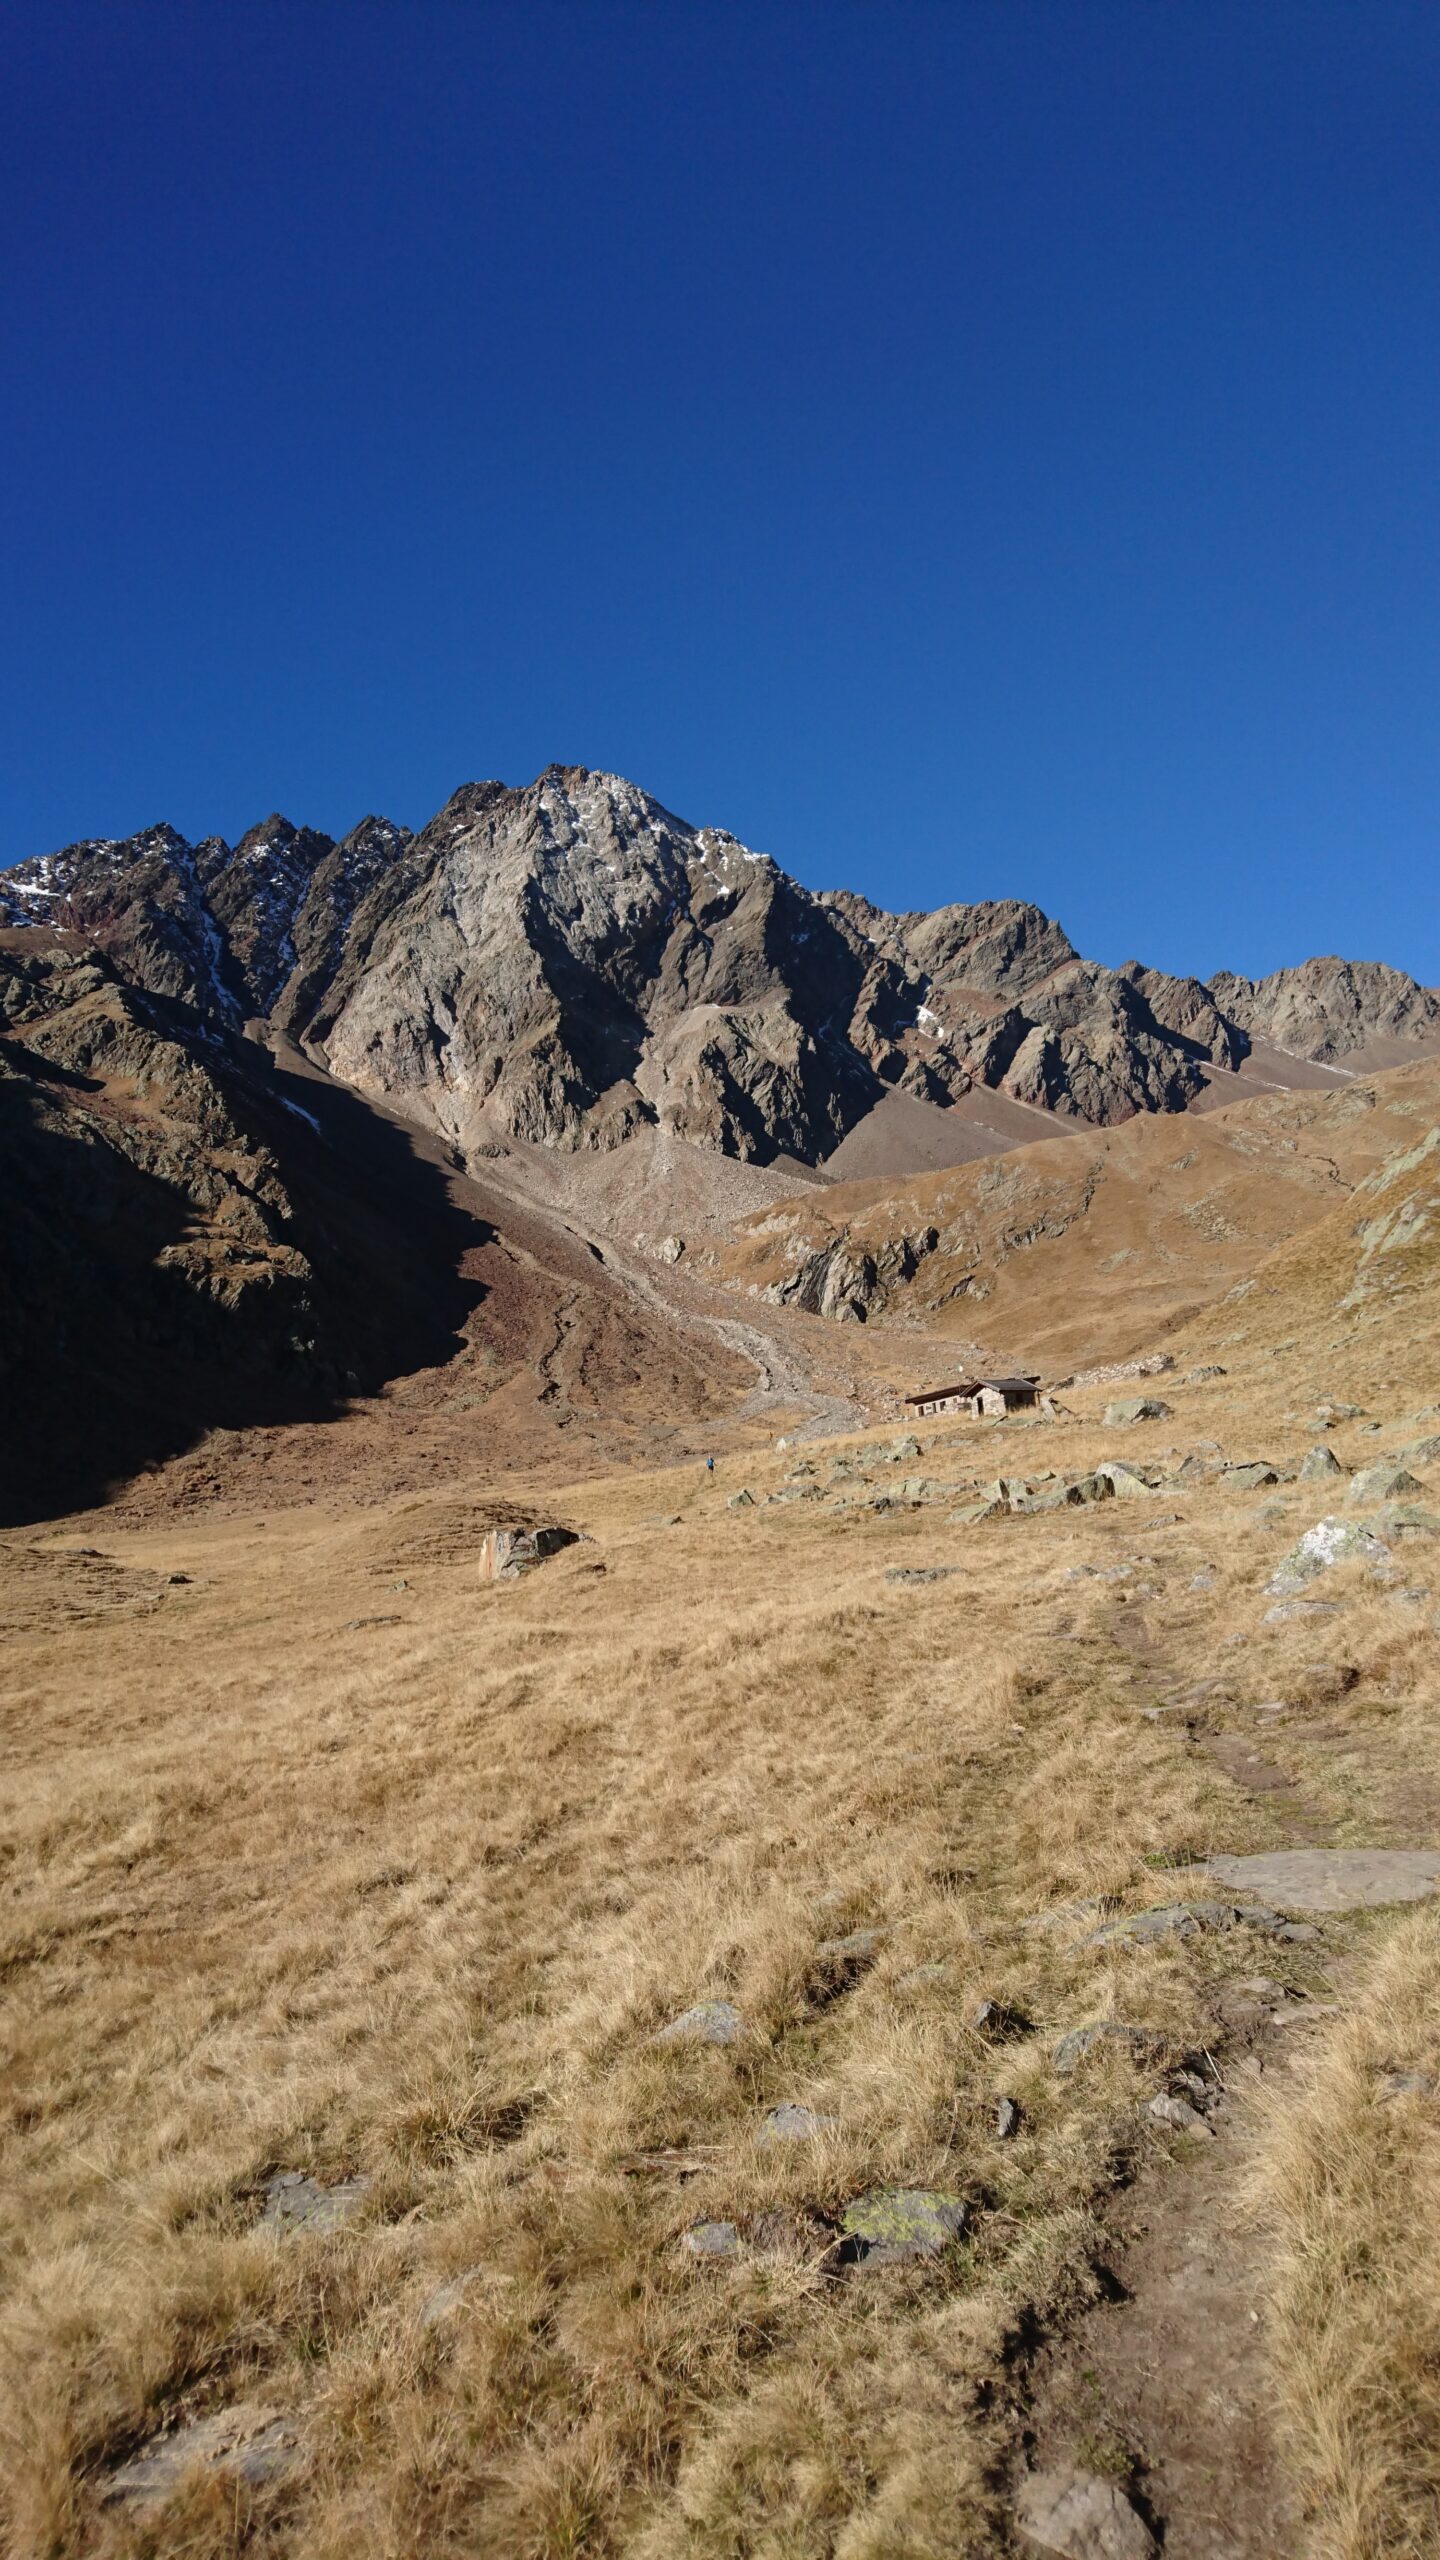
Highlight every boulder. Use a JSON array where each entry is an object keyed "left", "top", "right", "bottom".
[
  {"left": 1300, "top": 1444, "right": 1344, "bottom": 1479},
  {"left": 1094, "top": 1461, "right": 1152, "bottom": 1500},
  {"left": 1015, "top": 2464, "right": 1157, "bottom": 2559},
  {"left": 1103, "top": 1397, "right": 1172, "bottom": 1425},
  {"left": 655, "top": 2000, "right": 744, "bottom": 2046},
  {"left": 1348, "top": 1464, "right": 1424, "bottom": 1506},
  {"left": 1221, "top": 1461, "right": 1280, "bottom": 1491},
  {"left": 726, "top": 1488, "right": 755, "bottom": 1510},
  {"left": 478, "top": 1524, "right": 583, "bottom": 1581},
  {"left": 1267, "top": 1515, "right": 1391, "bottom": 1595},
  {"left": 840, "top": 2187, "right": 967, "bottom": 2264},
  {"left": 656, "top": 1233, "right": 685, "bottom": 1264},
  {"left": 1186, "top": 1364, "right": 1227, "bottom": 1382}
]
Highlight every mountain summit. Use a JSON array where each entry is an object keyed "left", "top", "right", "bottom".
[{"left": 4, "top": 765, "right": 1436, "bottom": 1166}]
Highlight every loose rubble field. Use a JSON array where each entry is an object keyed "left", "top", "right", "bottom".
[{"left": 1, "top": 1133, "right": 1438, "bottom": 2559}]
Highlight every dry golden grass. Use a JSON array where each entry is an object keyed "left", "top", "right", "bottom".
[
  {"left": 1250, "top": 1907, "right": 1440, "bottom": 2560},
  {"left": 0, "top": 1449, "right": 1289, "bottom": 2559},
  {"left": 1, "top": 1106, "right": 1437, "bottom": 2556}
]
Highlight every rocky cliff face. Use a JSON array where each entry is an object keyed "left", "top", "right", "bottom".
[{"left": 4, "top": 766, "right": 1436, "bottom": 1167}]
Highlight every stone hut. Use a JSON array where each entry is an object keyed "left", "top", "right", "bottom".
[{"left": 903, "top": 1375, "right": 1040, "bottom": 1421}]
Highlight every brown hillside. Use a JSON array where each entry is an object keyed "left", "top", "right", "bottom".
[{"left": 715, "top": 1054, "right": 1440, "bottom": 1375}]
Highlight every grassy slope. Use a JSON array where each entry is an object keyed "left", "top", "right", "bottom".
[
  {"left": 716, "top": 1055, "right": 1440, "bottom": 1372},
  {"left": 1, "top": 1117, "right": 1439, "bottom": 2555}
]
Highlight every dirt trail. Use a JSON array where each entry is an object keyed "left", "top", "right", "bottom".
[
  {"left": 1023, "top": 2051, "right": 1309, "bottom": 2557},
  {"left": 1019, "top": 1604, "right": 1381, "bottom": 2554}
]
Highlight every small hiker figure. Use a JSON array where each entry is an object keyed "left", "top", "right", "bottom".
[{"left": 705, "top": 1455, "right": 715, "bottom": 1476}]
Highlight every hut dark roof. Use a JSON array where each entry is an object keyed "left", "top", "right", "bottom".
[{"left": 903, "top": 1374, "right": 1038, "bottom": 1404}]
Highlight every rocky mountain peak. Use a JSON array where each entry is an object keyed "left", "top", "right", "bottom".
[{"left": 3, "top": 770, "right": 1436, "bottom": 1169}]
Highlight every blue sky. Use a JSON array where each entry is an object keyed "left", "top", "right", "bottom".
[{"left": 3, "top": 0, "right": 1438, "bottom": 983}]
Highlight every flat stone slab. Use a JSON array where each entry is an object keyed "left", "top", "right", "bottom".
[
  {"left": 681, "top": 2218, "right": 741, "bottom": 2259},
  {"left": 1052, "top": 2021, "right": 1161, "bottom": 2076},
  {"left": 261, "top": 2170, "right": 370, "bottom": 2232},
  {"left": 758, "top": 2102, "right": 835, "bottom": 2144},
  {"left": 104, "top": 2402, "right": 301, "bottom": 2506},
  {"left": 1207, "top": 1848, "right": 1440, "bottom": 1911}
]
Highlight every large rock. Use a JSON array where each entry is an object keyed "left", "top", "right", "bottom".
[
  {"left": 1300, "top": 1444, "right": 1344, "bottom": 1480},
  {"left": 655, "top": 1999, "right": 744, "bottom": 2046},
  {"left": 1015, "top": 2464, "right": 1157, "bottom": 2558},
  {"left": 1103, "top": 1397, "right": 1172, "bottom": 1425},
  {"left": 1267, "top": 1515, "right": 1392, "bottom": 1595},
  {"left": 1347, "top": 1464, "right": 1424, "bottom": 1506},
  {"left": 477, "top": 1525, "right": 584, "bottom": 1581}
]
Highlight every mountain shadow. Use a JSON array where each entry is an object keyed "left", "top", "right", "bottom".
[{"left": 0, "top": 995, "right": 493, "bottom": 1526}]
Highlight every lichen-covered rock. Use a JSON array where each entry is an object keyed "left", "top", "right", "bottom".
[
  {"left": 1268, "top": 1515, "right": 1392, "bottom": 1595},
  {"left": 840, "top": 2187, "right": 967, "bottom": 2264}
]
